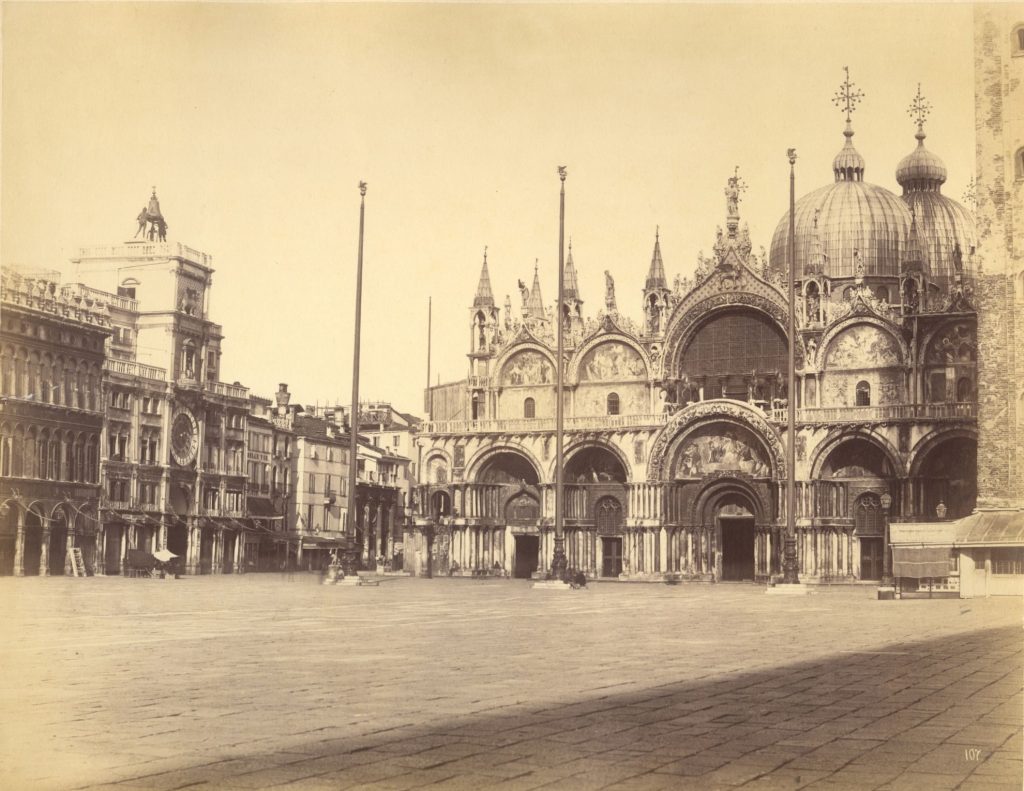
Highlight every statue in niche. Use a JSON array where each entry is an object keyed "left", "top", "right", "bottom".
[
  {"left": 806, "top": 291, "right": 820, "bottom": 324},
  {"left": 646, "top": 296, "right": 661, "bottom": 335},
  {"left": 604, "top": 270, "right": 617, "bottom": 313}
]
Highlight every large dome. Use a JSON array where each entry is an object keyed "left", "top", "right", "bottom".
[
  {"left": 896, "top": 128, "right": 977, "bottom": 282},
  {"left": 769, "top": 161, "right": 912, "bottom": 280}
]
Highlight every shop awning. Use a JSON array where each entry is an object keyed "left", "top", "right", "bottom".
[
  {"left": 893, "top": 546, "right": 951, "bottom": 579},
  {"left": 954, "top": 511, "right": 1024, "bottom": 546}
]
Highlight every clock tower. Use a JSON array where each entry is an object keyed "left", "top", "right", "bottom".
[{"left": 72, "top": 191, "right": 252, "bottom": 575}]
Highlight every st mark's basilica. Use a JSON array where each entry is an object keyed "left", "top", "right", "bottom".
[{"left": 413, "top": 78, "right": 980, "bottom": 585}]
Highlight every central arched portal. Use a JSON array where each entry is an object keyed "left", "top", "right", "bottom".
[{"left": 709, "top": 491, "right": 757, "bottom": 582}]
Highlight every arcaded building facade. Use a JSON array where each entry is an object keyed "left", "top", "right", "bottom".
[{"left": 411, "top": 84, "right": 980, "bottom": 584}]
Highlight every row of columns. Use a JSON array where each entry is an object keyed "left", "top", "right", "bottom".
[
  {"left": 358, "top": 499, "right": 397, "bottom": 565},
  {"left": 450, "top": 526, "right": 509, "bottom": 571}
]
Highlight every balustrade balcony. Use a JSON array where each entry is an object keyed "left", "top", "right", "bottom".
[
  {"left": 104, "top": 358, "right": 168, "bottom": 382},
  {"left": 76, "top": 241, "right": 213, "bottom": 268},
  {"left": 421, "top": 413, "right": 669, "bottom": 435},
  {"left": 768, "top": 402, "right": 976, "bottom": 424}
]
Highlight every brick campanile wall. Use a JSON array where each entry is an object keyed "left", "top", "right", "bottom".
[{"left": 974, "top": 5, "right": 1023, "bottom": 510}]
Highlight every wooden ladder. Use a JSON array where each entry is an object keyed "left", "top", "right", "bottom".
[{"left": 67, "top": 547, "right": 86, "bottom": 577}]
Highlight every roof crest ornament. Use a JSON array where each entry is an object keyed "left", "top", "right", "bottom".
[
  {"left": 133, "top": 186, "right": 168, "bottom": 242},
  {"left": 832, "top": 65, "right": 865, "bottom": 126},
  {"left": 831, "top": 68, "right": 866, "bottom": 181},
  {"left": 725, "top": 166, "right": 747, "bottom": 239},
  {"left": 907, "top": 82, "right": 932, "bottom": 139}
]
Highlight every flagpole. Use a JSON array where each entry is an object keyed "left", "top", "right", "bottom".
[
  {"left": 345, "top": 181, "right": 367, "bottom": 575},
  {"left": 551, "top": 166, "right": 569, "bottom": 581},
  {"left": 783, "top": 151, "right": 800, "bottom": 584},
  {"left": 427, "top": 296, "right": 433, "bottom": 422}
]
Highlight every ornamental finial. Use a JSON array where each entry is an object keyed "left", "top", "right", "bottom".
[
  {"left": 358, "top": 181, "right": 367, "bottom": 197},
  {"left": 788, "top": 148, "right": 797, "bottom": 166},
  {"left": 725, "top": 166, "right": 747, "bottom": 214},
  {"left": 831, "top": 66, "right": 865, "bottom": 123},
  {"left": 558, "top": 166, "right": 567, "bottom": 182},
  {"left": 907, "top": 82, "right": 932, "bottom": 136}
]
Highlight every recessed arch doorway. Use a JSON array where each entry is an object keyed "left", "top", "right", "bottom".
[{"left": 716, "top": 496, "right": 757, "bottom": 582}]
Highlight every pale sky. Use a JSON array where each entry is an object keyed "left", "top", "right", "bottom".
[{"left": 1, "top": 2, "right": 975, "bottom": 417}]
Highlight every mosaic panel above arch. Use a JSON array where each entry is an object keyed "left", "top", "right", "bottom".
[
  {"left": 647, "top": 400, "right": 785, "bottom": 482},
  {"left": 671, "top": 424, "right": 771, "bottom": 479},
  {"left": 923, "top": 322, "right": 976, "bottom": 366},
  {"left": 822, "top": 322, "right": 904, "bottom": 370},
  {"left": 500, "top": 350, "right": 553, "bottom": 387},
  {"left": 577, "top": 341, "right": 647, "bottom": 382}
]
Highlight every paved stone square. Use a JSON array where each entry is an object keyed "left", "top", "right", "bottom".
[{"left": 0, "top": 575, "right": 1020, "bottom": 791}]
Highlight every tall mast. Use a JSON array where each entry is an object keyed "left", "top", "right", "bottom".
[
  {"left": 552, "top": 166, "right": 568, "bottom": 580},
  {"left": 427, "top": 296, "right": 432, "bottom": 422},
  {"left": 345, "top": 181, "right": 367, "bottom": 573},
  {"left": 783, "top": 151, "right": 800, "bottom": 584}
]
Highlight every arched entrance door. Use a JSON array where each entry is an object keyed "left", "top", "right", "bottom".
[
  {"left": 48, "top": 508, "right": 69, "bottom": 576},
  {"left": 918, "top": 437, "right": 977, "bottom": 520},
  {"left": 507, "top": 493, "right": 539, "bottom": 578},
  {"left": 596, "top": 496, "right": 624, "bottom": 577},
  {"left": 23, "top": 509, "right": 44, "bottom": 576},
  {"left": 717, "top": 499, "right": 756, "bottom": 581}
]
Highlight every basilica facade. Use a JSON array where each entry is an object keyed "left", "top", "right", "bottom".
[{"left": 411, "top": 84, "right": 979, "bottom": 586}]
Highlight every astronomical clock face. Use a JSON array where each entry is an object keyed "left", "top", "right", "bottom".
[{"left": 170, "top": 408, "right": 199, "bottom": 467}]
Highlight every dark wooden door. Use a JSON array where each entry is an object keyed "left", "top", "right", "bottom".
[
  {"left": 860, "top": 537, "right": 883, "bottom": 580},
  {"left": 602, "top": 537, "right": 623, "bottom": 577},
  {"left": 721, "top": 517, "right": 755, "bottom": 581},
  {"left": 513, "top": 535, "right": 539, "bottom": 578}
]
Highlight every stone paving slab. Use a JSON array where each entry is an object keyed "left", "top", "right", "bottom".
[{"left": 0, "top": 575, "right": 1020, "bottom": 791}]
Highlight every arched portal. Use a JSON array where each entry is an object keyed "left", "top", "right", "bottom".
[
  {"left": 917, "top": 436, "right": 977, "bottom": 521},
  {"left": 703, "top": 488, "right": 758, "bottom": 582},
  {"left": 431, "top": 490, "right": 451, "bottom": 520},
  {"left": 22, "top": 508, "right": 43, "bottom": 576},
  {"left": 48, "top": 507, "right": 69, "bottom": 576},
  {"left": 676, "top": 308, "right": 788, "bottom": 403},
  {"left": 564, "top": 446, "right": 627, "bottom": 484},
  {"left": 475, "top": 451, "right": 540, "bottom": 486}
]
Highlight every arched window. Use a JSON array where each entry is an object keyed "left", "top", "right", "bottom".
[
  {"left": 524, "top": 397, "right": 536, "bottom": 419},
  {"left": 1016, "top": 146, "right": 1024, "bottom": 180},
  {"left": 874, "top": 286, "right": 889, "bottom": 303},
  {"left": 957, "top": 377, "right": 973, "bottom": 402},
  {"left": 607, "top": 392, "right": 620, "bottom": 416},
  {"left": 855, "top": 381, "right": 871, "bottom": 406},
  {"left": 843, "top": 286, "right": 854, "bottom": 301},
  {"left": 854, "top": 493, "right": 882, "bottom": 535},
  {"left": 1014, "top": 25, "right": 1024, "bottom": 55}
]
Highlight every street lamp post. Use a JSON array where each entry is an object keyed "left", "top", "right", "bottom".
[{"left": 878, "top": 490, "right": 894, "bottom": 600}]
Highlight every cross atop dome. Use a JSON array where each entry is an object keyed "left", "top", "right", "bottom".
[
  {"left": 907, "top": 82, "right": 932, "bottom": 136},
  {"left": 832, "top": 65, "right": 865, "bottom": 124},
  {"left": 831, "top": 67, "right": 866, "bottom": 182}
]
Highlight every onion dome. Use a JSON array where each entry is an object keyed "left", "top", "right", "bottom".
[
  {"left": 832, "top": 122, "right": 866, "bottom": 182},
  {"left": 769, "top": 68, "right": 912, "bottom": 279},
  {"left": 896, "top": 129, "right": 948, "bottom": 190},
  {"left": 896, "top": 85, "right": 977, "bottom": 282}
]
